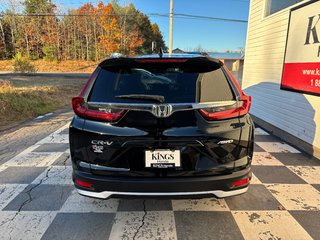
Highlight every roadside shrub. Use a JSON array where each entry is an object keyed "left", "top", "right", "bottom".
[
  {"left": 0, "top": 80, "right": 12, "bottom": 93},
  {"left": 29, "top": 54, "right": 40, "bottom": 60},
  {"left": 42, "top": 45, "right": 58, "bottom": 62},
  {"left": 12, "top": 52, "right": 36, "bottom": 73}
]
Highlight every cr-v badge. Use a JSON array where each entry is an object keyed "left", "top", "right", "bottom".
[{"left": 91, "top": 140, "right": 113, "bottom": 153}]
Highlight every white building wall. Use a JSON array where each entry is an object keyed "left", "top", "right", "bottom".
[{"left": 242, "top": 0, "right": 320, "bottom": 151}]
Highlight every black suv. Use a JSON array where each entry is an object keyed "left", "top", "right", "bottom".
[{"left": 69, "top": 54, "right": 254, "bottom": 199}]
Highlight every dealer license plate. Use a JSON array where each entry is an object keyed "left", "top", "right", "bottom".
[{"left": 145, "top": 149, "right": 181, "bottom": 168}]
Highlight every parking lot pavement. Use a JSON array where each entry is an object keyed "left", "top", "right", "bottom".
[
  {"left": 0, "top": 108, "right": 73, "bottom": 165},
  {"left": 0, "top": 124, "right": 319, "bottom": 240}
]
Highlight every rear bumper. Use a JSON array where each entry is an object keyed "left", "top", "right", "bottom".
[
  {"left": 73, "top": 167, "right": 251, "bottom": 199},
  {"left": 77, "top": 187, "right": 249, "bottom": 199}
]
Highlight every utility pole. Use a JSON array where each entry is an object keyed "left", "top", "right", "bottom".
[{"left": 169, "top": 0, "right": 173, "bottom": 56}]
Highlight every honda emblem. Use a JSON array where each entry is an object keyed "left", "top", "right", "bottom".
[{"left": 151, "top": 104, "right": 173, "bottom": 118}]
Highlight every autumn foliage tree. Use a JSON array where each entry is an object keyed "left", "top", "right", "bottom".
[
  {"left": 97, "top": 2, "right": 121, "bottom": 55},
  {"left": 23, "top": 0, "right": 59, "bottom": 59},
  {"left": 0, "top": 1, "right": 166, "bottom": 61}
]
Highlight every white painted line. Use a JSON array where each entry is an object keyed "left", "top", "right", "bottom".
[
  {"left": 250, "top": 173, "right": 262, "bottom": 184},
  {"left": 255, "top": 128, "right": 270, "bottom": 135},
  {"left": 252, "top": 152, "right": 284, "bottom": 166},
  {"left": 34, "top": 115, "right": 44, "bottom": 120},
  {"left": 35, "top": 124, "right": 70, "bottom": 145},
  {"left": 32, "top": 166, "right": 73, "bottom": 185},
  {"left": 52, "top": 123, "right": 70, "bottom": 135},
  {"left": 0, "top": 184, "right": 28, "bottom": 211},
  {"left": 0, "top": 211, "right": 57, "bottom": 240},
  {"left": 172, "top": 198, "right": 229, "bottom": 211},
  {"left": 266, "top": 184, "right": 320, "bottom": 211},
  {"left": 4, "top": 145, "right": 39, "bottom": 163},
  {"left": 256, "top": 142, "right": 301, "bottom": 153},
  {"left": 0, "top": 165, "right": 8, "bottom": 173},
  {"left": 34, "top": 112, "right": 53, "bottom": 120},
  {"left": 4, "top": 152, "right": 63, "bottom": 167},
  {"left": 109, "top": 211, "right": 177, "bottom": 240},
  {"left": 36, "top": 134, "right": 69, "bottom": 144},
  {"left": 232, "top": 211, "right": 313, "bottom": 240},
  {"left": 60, "top": 190, "right": 119, "bottom": 213},
  {"left": 287, "top": 166, "right": 320, "bottom": 184}
]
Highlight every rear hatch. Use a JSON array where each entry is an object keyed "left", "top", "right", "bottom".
[{"left": 70, "top": 57, "right": 252, "bottom": 177}]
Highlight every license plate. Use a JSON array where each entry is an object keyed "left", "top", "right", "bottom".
[{"left": 145, "top": 149, "right": 181, "bottom": 168}]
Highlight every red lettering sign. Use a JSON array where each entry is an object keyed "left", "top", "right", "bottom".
[
  {"left": 281, "top": 62, "right": 320, "bottom": 95},
  {"left": 281, "top": 1, "right": 320, "bottom": 96}
]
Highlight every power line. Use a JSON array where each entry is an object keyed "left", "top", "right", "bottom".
[
  {"left": 0, "top": 13, "right": 168, "bottom": 17},
  {"left": 0, "top": 0, "right": 250, "bottom": 15},
  {"left": 0, "top": 13, "right": 248, "bottom": 23},
  {"left": 174, "top": 13, "right": 248, "bottom": 23}
]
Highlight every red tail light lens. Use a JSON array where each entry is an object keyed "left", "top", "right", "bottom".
[
  {"left": 74, "top": 179, "right": 93, "bottom": 188},
  {"left": 199, "top": 95, "right": 251, "bottom": 121},
  {"left": 232, "top": 178, "right": 250, "bottom": 187},
  {"left": 72, "top": 97, "right": 125, "bottom": 122}
]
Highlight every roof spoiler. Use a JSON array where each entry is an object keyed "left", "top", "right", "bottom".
[{"left": 99, "top": 56, "right": 223, "bottom": 69}]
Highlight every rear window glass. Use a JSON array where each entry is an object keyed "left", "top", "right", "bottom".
[{"left": 89, "top": 64, "right": 235, "bottom": 103}]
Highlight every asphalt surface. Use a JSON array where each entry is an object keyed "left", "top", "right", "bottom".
[
  {"left": 0, "top": 108, "right": 73, "bottom": 165},
  {"left": 0, "top": 111, "right": 319, "bottom": 240}
]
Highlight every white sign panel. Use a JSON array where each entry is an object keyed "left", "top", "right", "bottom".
[{"left": 281, "top": 0, "right": 320, "bottom": 96}]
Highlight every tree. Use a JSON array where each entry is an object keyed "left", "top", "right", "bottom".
[
  {"left": 77, "top": 3, "right": 95, "bottom": 60},
  {"left": 0, "top": 1, "right": 167, "bottom": 60},
  {"left": 115, "top": 3, "right": 143, "bottom": 55},
  {"left": 0, "top": 17, "right": 8, "bottom": 58},
  {"left": 24, "top": 0, "right": 54, "bottom": 14},
  {"left": 151, "top": 23, "right": 166, "bottom": 52},
  {"left": 97, "top": 2, "right": 121, "bottom": 56},
  {"left": 23, "top": 0, "right": 58, "bottom": 59}
]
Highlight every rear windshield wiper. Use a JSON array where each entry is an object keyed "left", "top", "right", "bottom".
[{"left": 115, "top": 94, "right": 165, "bottom": 103}]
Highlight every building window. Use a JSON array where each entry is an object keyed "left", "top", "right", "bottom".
[{"left": 265, "top": 0, "right": 303, "bottom": 16}]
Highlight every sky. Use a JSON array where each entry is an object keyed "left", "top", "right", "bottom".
[
  {"left": 131, "top": 0, "right": 250, "bottom": 51},
  {"left": 1, "top": 0, "right": 250, "bottom": 51}
]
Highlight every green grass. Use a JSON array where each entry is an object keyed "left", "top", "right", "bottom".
[
  {"left": 0, "top": 90, "right": 56, "bottom": 119},
  {"left": 0, "top": 76, "right": 87, "bottom": 127}
]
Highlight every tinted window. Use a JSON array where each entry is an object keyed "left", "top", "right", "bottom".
[
  {"left": 265, "top": 0, "right": 303, "bottom": 16},
  {"left": 89, "top": 65, "right": 234, "bottom": 103}
]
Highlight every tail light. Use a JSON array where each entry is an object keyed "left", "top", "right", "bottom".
[
  {"left": 72, "top": 97, "right": 126, "bottom": 122},
  {"left": 198, "top": 95, "right": 251, "bottom": 121},
  {"left": 232, "top": 178, "right": 250, "bottom": 187},
  {"left": 74, "top": 179, "right": 93, "bottom": 188}
]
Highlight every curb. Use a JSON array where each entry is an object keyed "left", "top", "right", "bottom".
[{"left": 0, "top": 72, "right": 91, "bottom": 78}]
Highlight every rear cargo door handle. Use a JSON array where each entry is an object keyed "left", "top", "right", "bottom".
[{"left": 231, "top": 122, "right": 245, "bottom": 128}]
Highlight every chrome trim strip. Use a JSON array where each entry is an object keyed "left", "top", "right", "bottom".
[
  {"left": 88, "top": 101, "right": 237, "bottom": 110},
  {"left": 87, "top": 101, "right": 238, "bottom": 118},
  {"left": 90, "top": 164, "right": 130, "bottom": 172},
  {"left": 79, "top": 161, "right": 130, "bottom": 172},
  {"left": 77, "top": 187, "right": 248, "bottom": 199}
]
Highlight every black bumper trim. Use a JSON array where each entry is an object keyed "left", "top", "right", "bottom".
[{"left": 73, "top": 167, "right": 251, "bottom": 193}]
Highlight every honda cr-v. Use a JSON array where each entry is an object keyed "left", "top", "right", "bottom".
[{"left": 69, "top": 53, "right": 254, "bottom": 199}]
